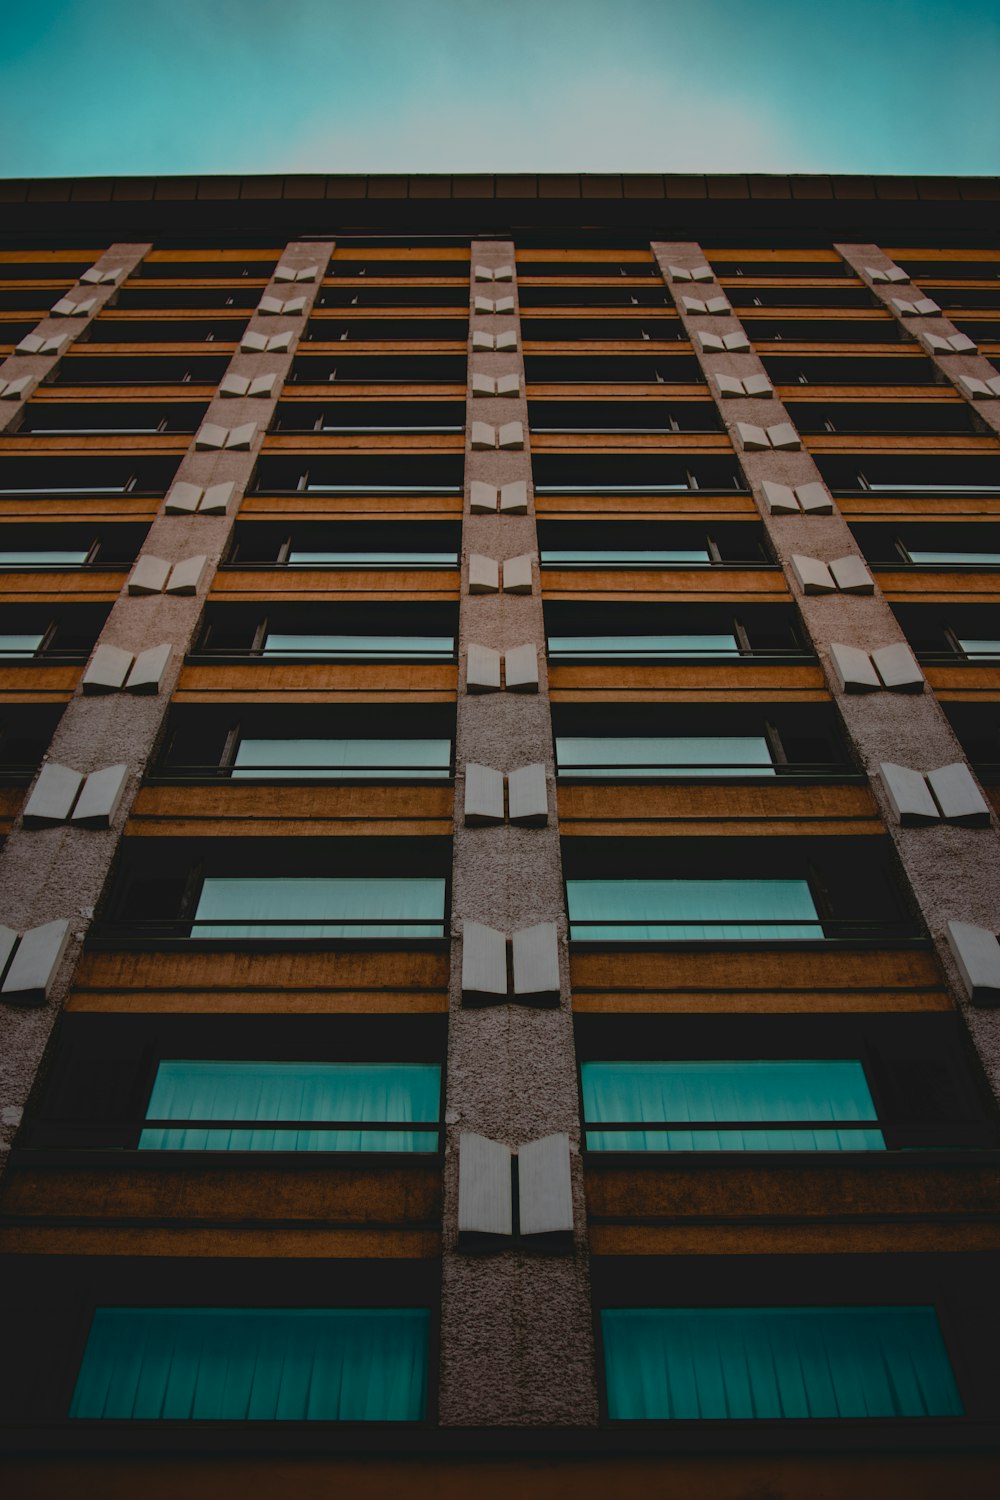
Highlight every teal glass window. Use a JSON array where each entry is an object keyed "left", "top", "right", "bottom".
[
  {"left": 581, "top": 1061, "right": 883, "bottom": 1151},
  {"left": 602, "top": 1306, "right": 962, "bottom": 1420},
  {"left": 139, "top": 1060, "right": 440, "bottom": 1152},
  {"left": 0, "top": 633, "right": 43, "bottom": 658},
  {"left": 548, "top": 634, "right": 737, "bottom": 660},
  {"left": 541, "top": 549, "right": 710, "bottom": 568},
  {"left": 193, "top": 876, "right": 447, "bottom": 938},
  {"left": 287, "top": 550, "right": 456, "bottom": 568},
  {"left": 263, "top": 633, "right": 453, "bottom": 660},
  {"left": 958, "top": 637, "right": 1000, "bottom": 661},
  {"left": 908, "top": 550, "right": 1000, "bottom": 566},
  {"left": 566, "top": 878, "right": 822, "bottom": 941},
  {"left": 0, "top": 550, "right": 89, "bottom": 567},
  {"left": 70, "top": 1307, "right": 429, "bottom": 1421},
  {"left": 556, "top": 735, "right": 774, "bottom": 778},
  {"left": 232, "top": 737, "right": 451, "bottom": 779}
]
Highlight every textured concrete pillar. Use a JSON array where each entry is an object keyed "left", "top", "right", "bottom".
[
  {"left": 837, "top": 244, "right": 1000, "bottom": 440},
  {"left": 0, "top": 240, "right": 334, "bottom": 1171},
  {"left": 438, "top": 241, "right": 598, "bottom": 1427},
  {"left": 652, "top": 240, "right": 1000, "bottom": 1100}
]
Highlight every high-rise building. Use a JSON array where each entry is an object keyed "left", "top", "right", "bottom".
[{"left": 0, "top": 172, "right": 999, "bottom": 1498}]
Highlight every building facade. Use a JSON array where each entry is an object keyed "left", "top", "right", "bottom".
[{"left": 0, "top": 172, "right": 999, "bottom": 1497}]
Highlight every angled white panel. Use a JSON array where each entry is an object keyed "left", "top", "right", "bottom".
[
  {"left": 879, "top": 763, "right": 940, "bottom": 826},
  {"left": 199, "top": 480, "right": 235, "bottom": 515},
  {"left": 274, "top": 263, "right": 299, "bottom": 282},
  {"left": 871, "top": 642, "right": 924, "bottom": 694},
  {"left": 41, "top": 334, "right": 69, "bottom": 355},
  {"left": 0, "top": 375, "right": 31, "bottom": 400},
  {"left": 988, "top": 378, "right": 1000, "bottom": 397},
  {"left": 473, "top": 295, "right": 496, "bottom": 314},
  {"left": 885, "top": 265, "right": 909, "bottom": 283},
  {"left": 1, "top": 919, "right": 72, "bottom": 1004},
  {"left": 946, "top": 921, "right": 1000, "bottom": 1006},
  {"left": 681, "top": 296, "right": 707, "bottom": 315},
  {"left": 165, "top": 555, "right": 208, "bottom": 596},
  {"left": 461, "top": 922, "right": 508, "bottom": 998},
  {"left": 919, "top": 332, "right": 953, "bottom": 355},
  {"left": 958, "top": 377, "right": 993, "bottom": 400},
  {"left": 712, "top": 374, "right": 745, "bottom": 399},
  {"left": 690, "top": 264, "right": 714, "bottom": 283},
  {"left": 705, "top": 297, "right": 731, "bottom": 316},
  {"left": 497, "top": 421, "right": 524, "bottom": 450},
  {"left": 668, "top": 265, "right": 692, "bottom": 281},
  {"left": 464, "top": 764, "right": 505, "bottom": 825},
  {"left": 473, "top": 265, "right": 495, "bottom": 282},
  {"left": 466, "top": 643, "right": 502, "bottom": 693},
  {"left": 469, "top": 481, "right": 498, "bottom": 513},
  {"left": 16, "top": 334, "right": 45, "bottom": 354},
  {"left": 470, "top": 421, "right": 496, "bottom": 450},
  {"left": 493, "top": 264, "right": 514, "bottom": 282},
  {"left": 240, "top": 330, "right": 269, "bottom": 353},
  {"left": 72, "top": 763, "right": 129, "bottom": 829},
  {"left": 225, "top": 422, "right": 257, "bottom": 450},
  {"left": 257, "top": 295, "right": 284, "bottom": 315},
  {"left": 164, "top": 482, "right": 203, "bottom": 514},
  {"left": 266, "top": 330, "right": 294, "bottom": 354},
  {"left": 51, "top": 295, "right": 95, "bottom": 317},
  {"left": 82, "top": 644, "right": 133, "bottom": 695},
  {"left": 892, "top": 298, "right": 922, "bottom": 316},
  {"left": 502, "top": 555, "right": 533, "bottom": 594},
  {"left": 794, "top": 482, "right": 833, "bottom": 515},
  {"left": 494, "top": 296, "right": 515, "bottom": 315},
  {"left": 219, "top": 374, "right": 251, "bottom": 398},
  {"left": 736, "top": 422, "right": 769, "bottom": 450},
  {"left": 127, "top": 555, "right": 170, "bottom": 596},
  {"left": 789, "top": 554, "right": 836, "bottom": 595},
  {"left": 468, "top": 554, "right": 500, "bottom": 594},
  {"left": 496, "top": 330, "right": 518, "bottom": 352},
  {"left": 295, "top": 265, "right": 318, "bottom": 282},
  {"left": 471, "top": 331, "right": 494, "bottom": 352},
  {"left": 766, "top": 422, "right": 801, "bottom": 451},
  {"left": 948, "top": 334, "right": 978, "bottom": 353},
  {"left": 722, "top": 331, "right": 752, "bottom": 352},
  {"left": 496, "top": 374, "right": 520, "bottom": 398},
  {"left": 458, "top": 1133, "right": 513, "bottom": 1236},
  {"left": 829, "top": 555, "right": 874, "bottom": 595},
  {"left": 743, "top": 374, "right": 773, "bottom": 398},
  {"left": 697, "top": 332, "right": 725, "bottom": 352},
  {"left": 471, "top": 373, "right": 496, "bottom": 397},
  {"left": 760, "top": 480, "right": 799, "bottom": 515},
  {"left": 829, "top": 642, "right": 880, "bottom": 694},
  {"left": 81, "top": 266, "right": 122, "bottom": 285},
  {"left": 504, "top": 643, "right": 539, "bottom": 693},
  {"left": 282, "top": 295, "right": 307, "bottom": 316},
  {"left": 499, "top": 480, "right": 528, "bottom": 514},
  {"left": 926, "top": 763, "right": 991, "bottom": 827},
  {"left": 865, "top": 267, "right": 889, "bottom": 284},
  {"left": 195, "top": 422, "right": 228, "bottom": 450},
  {"left": 913, "top": 298, "right": 941, "bottom": 316},
  {"left": 518, "top": 1133, "right": 573, "bottom": 1237},
  {"left": 124, "top": 642, "right": 171, "bottom": 695},
  {"left": 508, "top": 763, "right": 548, "bottom": 825},
  {"left": 247, "top": 374, "right": 277, "bottom": 398},
  {"left": 23, "top": 763, "right": 85, "bottom": 827},
  {"left": 0, "top": 926, "right": 17, "bottom": 980},
  {"left": 512, "top": 922, "right": 560, "bottom": 999}
]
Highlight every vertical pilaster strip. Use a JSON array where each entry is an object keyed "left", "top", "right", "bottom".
[
  {"left": 438, "top": 241, "right": 598, "bottom": 1427},
  {"left": 837, "top": 244, "right": 1000, "bottom": 439},
  {"left": 0, "top": 243, "right": 151, "bottom": 430},
  {"left": 652, "top": 240, "right": 1000, "bottom": 1101},
  {"left": 0, "top": 241, "right": 334, "bottom": 1172}
]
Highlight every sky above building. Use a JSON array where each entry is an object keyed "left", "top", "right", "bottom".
[{"left": 1, "top": 0, "right": 998, "bottom": 180}]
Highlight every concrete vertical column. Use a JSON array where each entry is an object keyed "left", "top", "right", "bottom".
[
  {"left": 438, "top": 241, "right": 598, "bottom": 1426},
  {"left": 652, "top": 240, "right": 1000, "bottom": 1099},
  {"left": 0, "top": 243, "right": 150, "bottom": 431},
  {"left": 837, "top": 244, "right": 1000, "bottom": 439},
  {"left": 0, "top": 240, "right": 334, "bottom": 1173}
]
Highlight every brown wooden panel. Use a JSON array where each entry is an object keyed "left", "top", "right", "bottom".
[
  {"left": 239, "top": 494, "right": 463, "bottom": 520},
  {"left": 210, "top": 569, "right": 460, "bottom": 602},
  {"left": 875, "top": 570, "right": 1000, "bottom": 603},
  {"left": 540, "top": 568, "right": 788, "bottom": 602},
  {"left": 128, "top": 783, "right": 454, "bottom": 838},
  {"left": 535, "top": 494, "right": 758, "bottom": 519},
  {"left": 262, "top": 433, "right": 464, "bottom": 454},
  {"left": 549, "top": 664, "right": 826, "bottom": 695},
  {"left": 0, "top": 575, "right": 120, "bottom": 602},
  {"left": 589, "top": 1221, "right": 1000, "bottom": 1256},
  {"left": 174, "top": 663, "right": 458, "bottom": 699},
  {"left": 0, "top": 1225, "right": 439, "bottom": 1260},
  {"left": 558, "top": 782, "right": 880, "bottom": 833}
]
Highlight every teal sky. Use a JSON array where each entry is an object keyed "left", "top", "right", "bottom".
[{"left": 1, "top": 0, "right": 998, "bottom": 178}]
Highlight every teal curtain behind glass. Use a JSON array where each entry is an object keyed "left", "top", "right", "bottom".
[
  {"left": 566, "top": 879, "right": 822, "bottom": 940},
  {"left": 233, "top": 738, "right": 450, "bottom": 779},
  {"left": 602, "top": 1306, "right": 962, "bottom": 1420},
  {"left": 193, "top": 877, "right": 446, "bottom": 938},
  {"left": 582, "top": 1061, "right": 884, "bottom": 1151},
  {"left": 70, "top": 1307, "right": 428, "bottom": 1421},
  {"left": 556, "top": 736, "right": 774, "bottom": 778},
  {"left": 139, "top": 1061, "right": 440, "bottom": 1152},
  {"left": 263, "top": 633, "right": 452, "bottom": 660},
  {"left": 548, "top": 634, "right": 737, "bottom": 660}
]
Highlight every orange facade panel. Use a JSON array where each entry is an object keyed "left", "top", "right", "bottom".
[
  {"left": 127, "top": 782, "right": 454, "bottom": 838},
  {"left": 173, "top": 661, "right": 458, "bottom": 702},
  {"left": 557, "top": 781, "right": 880, "bottom": 837},
  {"left": 540, "top": 568, "right": 787, "bottom": 603},
  {"left": 210, "top": 568, "right": 461, "bottom": 602}
]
